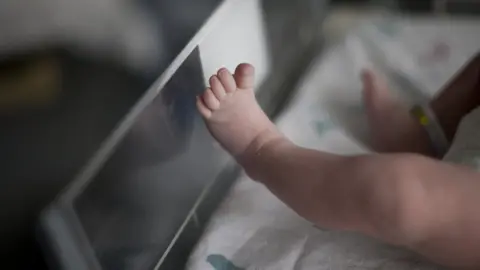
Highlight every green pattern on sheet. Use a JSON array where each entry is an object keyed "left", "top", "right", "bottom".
[
  {"left": 312, "top": 119, "right": 335, "bottom": 137},
  {"left": 207, "top": 254, "right": 244, "bottom": 270}
]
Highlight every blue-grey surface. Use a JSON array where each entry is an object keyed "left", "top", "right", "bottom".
[{"left": 71, "top": 48, "right": 229, "bottom": 270}]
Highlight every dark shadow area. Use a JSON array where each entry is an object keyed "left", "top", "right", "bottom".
[{"left": 0, "top": 51, "right": 146, "bottom": 267}]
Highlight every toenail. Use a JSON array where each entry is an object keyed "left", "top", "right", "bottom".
[{"left": 219, "top": 68, "right": 229, "bottom": 75}]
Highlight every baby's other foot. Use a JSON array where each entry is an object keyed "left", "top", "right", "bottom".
[
  {"left": 197, "top": 63, "right": 281, "bottom": 157},
  {"left": 362, "top": 70, "right": 431, "bottom": 154}
]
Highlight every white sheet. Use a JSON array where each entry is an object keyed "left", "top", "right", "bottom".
[{"left": 187, "top": 17, "right": 480, "bottom": 270}]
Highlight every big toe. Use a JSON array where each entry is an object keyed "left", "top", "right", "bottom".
[{"left": 234, "top": 63, "right": 255, "bottom": 89}]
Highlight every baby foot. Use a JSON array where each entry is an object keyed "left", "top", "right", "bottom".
[
  {"left": 362, "top": 70, "right": 431, "bottom": 154},
  {"left": 197, "top": 63, "right": 281, "bottom": 157}
]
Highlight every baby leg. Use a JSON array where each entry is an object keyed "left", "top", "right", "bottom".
[{"left": 198, "top": 63, "right": 480, "bottom": 269}]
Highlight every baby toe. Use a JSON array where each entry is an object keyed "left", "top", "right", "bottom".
[
  {"left": 217, "top": 68, "right": 237, "bottom": 93},
  {"left": 196, "top": 96, "right": 212, "bottom": 118},
  {"left": 209, "top": 75, "right": 226, "bottom": 100},
  {"left": 202, "top": 88, "right": 220, "bottom": 110}
]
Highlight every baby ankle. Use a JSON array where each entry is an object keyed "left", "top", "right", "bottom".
[{"left": 238, "top": 129, "right": 288, "bottom": 180}]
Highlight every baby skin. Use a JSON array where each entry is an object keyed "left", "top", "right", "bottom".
[{"left": 197, "top": 63, "right": 480, "bottom": 269}]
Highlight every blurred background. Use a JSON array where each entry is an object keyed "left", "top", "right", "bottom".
[
  {"left": 0, "top": 0, "right": 479, "bottom": 269},
  {"left": 0, "top": 0, "right": 222, "bottom": 267}
]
